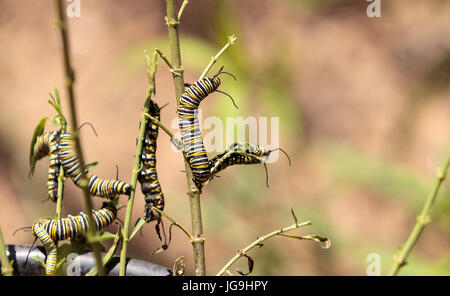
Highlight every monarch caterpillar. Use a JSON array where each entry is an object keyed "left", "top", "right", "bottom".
[
  {"left": 208, "top": 142, "right": 291, "bottom": 186},
  {"left": 138, "top": 100, "right": 165, "bottom": 221},
  {"left": 31, "top": 202, "right": 117, "bottom": 275},
  {"left": 32, "top": 130, "right": 62, "bottom": 202},
  {"left": 58, "top": 132, "right": 131, "bottom": 198},
  {"left": 177, "top": 67, "right": 237, "bottom": 189}
]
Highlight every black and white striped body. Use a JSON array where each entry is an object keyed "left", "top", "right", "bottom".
[
  {"left": 33, "top": 130, "right": 62, "bottom": 202},
  {"left": 58, "top": 132, "right": 131, "bottom": 198},
  {"left": 177, "top": 76, "right": 221, "bottom": 188},
  {"left": 208, "top": 143, "right": 270, "bottom": 179},
  {"left": 32, "top": 202, "right": 117, "bottom": 275}
]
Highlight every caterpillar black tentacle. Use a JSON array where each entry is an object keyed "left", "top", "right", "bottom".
[
  {"left": 78, "top": 122, "right": 98, "bottom": 137},
  {"left": 58, "top": 132, "right": 131, "bottom": 198},
  {"left": 32, "top": 130, "right": 62, "bottom": 202},
  {"left": 31, "top": 201, "right": 117, "bottom": 275},
  {"left": 138, "top": 100, "right": 165, "bottom": 222}
]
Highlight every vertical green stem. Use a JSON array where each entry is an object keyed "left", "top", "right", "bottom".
[
  {"left": 119, "top": 51, "right": 158, "bottom": 276},
  {"left": 54, "top": 0, "right": 105, "bottom": 276},
  {"left": 0, "top": 226, "right": 13, "bottom": 276},
  {"left": 55, "top": 164, "right": 65, "bottom": 220},
  {"left": 55, "top": 125, "right": 66, "bottom": 221},
  {"left": 388, "top": 149, "right": 450, "bottom": 275},
  {"left": 165, "top": 0, "right": 206, "bottom": 276}
]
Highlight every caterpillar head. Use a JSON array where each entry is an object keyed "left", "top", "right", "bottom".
[
  {"left": 241, "top": 143, "right": 291, "bottom": 165},
  {"left": 31, "top": 223, "right": 40, "bottom": 237},
  {"left": 101, "top": 201, "right": 118, "bottom": 216},
  {"left": 212, "top": 66, "right": 236, "bottom": 89},
  {"left": 148, "top": 100, "right": 161, "bottom": 118},
  {"left": 211, "top": 76, "right": 221, "bottom": 90},
  {"left": 240, "top": 143, "right": 269, "bottom": 157},
  {"left": 31, "top": 218, "right": 51, "bottom": 238}
]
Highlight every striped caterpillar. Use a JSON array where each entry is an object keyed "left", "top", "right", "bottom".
[
  {"left": 31, "top": 202, "right": 117, "bottom": 275},
  {"left": 138, "top": 100, "right": 165, "bottom": 222},
  {"left": 58, "top": 132, "right": 131, "bottom": 198},
  {"left": 32, "top": 130, "right": 62, "bottom": 202},
  {"left": 177, "top": 67, "right": 236, "bottom": 189}
]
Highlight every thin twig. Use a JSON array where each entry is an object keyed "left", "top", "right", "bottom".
[
  {"left": 199, "top": 35, "right": 237, "bottom": 80},
  {"left": 143, "top": 112, "right": 182, "bottom": 148},
  {"left": 177, "top": 0, "right": 189, "bottom": 21},
  {"left": 216, "top": 221, "right": 312, "bottom": 276},
  {"left": 86, "top": 228, "right": 122, "bottom": 276},
  {"left": 55, "top": 123, "right": 66, "bottom": 220},
  {"left": 152, "top": 207, "right": 193, "bottom": 240},
  {"left": 0, "top": 226, "right": 13, "bottom": 276},
  {"left": 54, "top": 164, "right": 65, "bottom": 220},
  {"left": 165, "top": 0, "right": 207, "bottom": 276},
  {"left": 119, "top": 50, "right": 158, "bottom": 276},
  {"left": 155, "top": 48, "right": 184, "bottom": 78},
  {"left": 155, "top": 48, "right": 174, "bottom": 70},
  {"left": 54, "top": 0, "right": 105, "bottom": 276},
  {"left": 388, "top": 149, "right": 450, "bottom": 276}
]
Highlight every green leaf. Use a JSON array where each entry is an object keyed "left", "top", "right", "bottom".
[
  {"left": 32, "top": 255, "right": 46, "bottom": 268},
  {"left": 85, "top": 161, "right": 99, "bottom": 170},
  {"left": 29, "top": 116, "right": 50, "bottom": 176},
  {"left": 56, "top": 257, "right": 66, "bottom": 270},
  {"left": 48, "top": 99, "right": 63, "bottom": 120},
  {"left": 86, "top": 228, "right": 121, "bottom": 276},
  {"left": 98, "top": 232, "right": 116, "bottom": 242},
  {"left": 49, "top": 92, "right": 56, "bottom": 105},
  {"left": 130, "top": 218, "right": 146, "bottom": 241},
  {"left": 48, "top": 88, "right": 66, "bottom": 125},
  {"left": 281, "top": 233, "right": 331, "bottom": 249},
  {"left": 54, "top": 87, "right": 61, "bottom": 105}
]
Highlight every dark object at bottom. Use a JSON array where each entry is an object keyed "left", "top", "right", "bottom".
[{"left": 5, "top": 244, "right": 172, "bottom": 276}]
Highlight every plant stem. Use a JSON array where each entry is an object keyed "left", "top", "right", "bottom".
[
  {"left": 86, "top": 229, "right": 122, "bottom": 276},
  {"left": 55, "top": 164, "right": 64, "bottom": 220},
  {"left": 165, "top": 0, "right": 206, "bottom": 276},
  {"left": 152, "top": 207, "right": 193, "bottom": 240},
  {"left": 54, "top": 0, "right": 105, "bottom": 276},
  {"left": 155, "top": 48, "right": 175, "bottom": 70},
  {"left": 55, "top": 125, "right": 66, "bottom": 220},
  {"left": 199, "top": 35, "right": 237, "bottom": 80},
  {"left": 143, "top": 113, "right": 182, "bottom": 148},
  {"left": 388, "top": 149, "right": 450, "bottom": 276},
  {"left": 216, "top": 221, "right": 311, "bottom": 276},
  {"left": 119, "top": 50, "right": 158, "bottom": 276},
  {"left": 0, "top": 226, "right": 13, "bottom": 276},
  {"left": 177, "top": 0, "right": 189, "bottom": 21}
]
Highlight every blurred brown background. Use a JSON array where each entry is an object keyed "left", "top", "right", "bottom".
[{"left": 0, "top": 0, "right": 449, "bottom": 275}]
